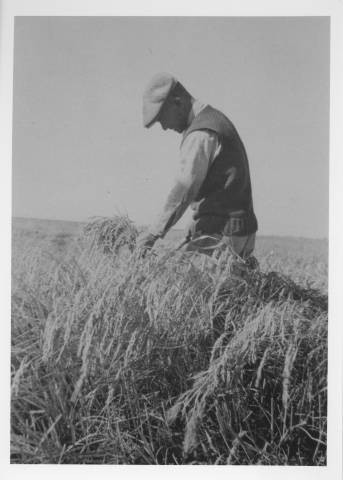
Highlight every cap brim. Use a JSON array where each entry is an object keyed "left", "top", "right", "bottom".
[
  {"left": 143, "top": 101, "right": 163, "bottom": 128},
  {"left": 144, "top": 115, "right": 158, "bottom": 128}
]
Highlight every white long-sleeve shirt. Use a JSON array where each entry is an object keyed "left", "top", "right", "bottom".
[{"left": 151, "top": 100, "right": 222, "bottom": 238}]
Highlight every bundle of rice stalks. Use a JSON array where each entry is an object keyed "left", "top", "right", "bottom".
[
  {"left": 82, "top": 215, "right": 139, "bottom": 254},
  {"left": 166, "top": 268, "right": 328, "bottom": 465}
]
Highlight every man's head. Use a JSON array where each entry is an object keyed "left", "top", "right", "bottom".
[{"left": 142, "top": 73, "right": 193, "bottom": 133}]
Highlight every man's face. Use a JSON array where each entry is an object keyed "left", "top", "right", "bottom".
[{"left": 157, "top": 98, "right": 188, "bottom": 133}]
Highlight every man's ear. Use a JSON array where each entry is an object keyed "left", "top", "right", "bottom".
[{"left": 173, "top": 96, "right": 182, "bottom": 106}]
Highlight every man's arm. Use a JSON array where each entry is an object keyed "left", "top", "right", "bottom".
[{"left": 138, "top": 130, "right": 221, "bottom": 252}]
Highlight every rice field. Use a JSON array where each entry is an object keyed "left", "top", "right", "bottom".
[{"left": 11, "top": 216, "right": 328, "bottom": 464}]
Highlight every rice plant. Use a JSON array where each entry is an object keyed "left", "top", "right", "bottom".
[{"left": 11, "top": 216, "right": 327, "bottom": 464}]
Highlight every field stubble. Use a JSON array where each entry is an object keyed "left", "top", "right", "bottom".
[{"left": 11, "top": 217, "right": 328, "bottom": 464}]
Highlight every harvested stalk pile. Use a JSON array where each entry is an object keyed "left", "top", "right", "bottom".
[{"left": 82, "top": 215, "right": 139, "bottom": 253}]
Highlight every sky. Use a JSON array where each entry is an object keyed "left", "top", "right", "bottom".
[{"left": 12, "top": 16, "right": 330, "bottom": 238}]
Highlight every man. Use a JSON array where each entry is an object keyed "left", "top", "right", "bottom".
[{"left": 138, "top": 72, "right": 258, "bottom": 260}]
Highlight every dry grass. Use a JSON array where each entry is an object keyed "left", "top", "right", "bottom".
[
  {"left": 82, "top": 215, "right": 139, "bottom": 253},
  {"left": 11, "top": 216, "right": 327, "bottom": 464}
]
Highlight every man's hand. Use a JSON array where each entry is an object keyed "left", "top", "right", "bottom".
[{"left": 136, "top": 232, "right": 159, "bottom": 257}]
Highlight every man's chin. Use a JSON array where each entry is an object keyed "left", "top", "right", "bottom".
[{"left": 175, "top": 125, "right": 186, "bottom": 133}]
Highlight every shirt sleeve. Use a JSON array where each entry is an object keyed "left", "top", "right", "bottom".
[{"left": 150, "top": 130, "right": 221, "bottom": 239}]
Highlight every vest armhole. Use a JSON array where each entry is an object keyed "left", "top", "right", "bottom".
[{"left": 181, "top": 128, "right": 218, "bottom": 149}]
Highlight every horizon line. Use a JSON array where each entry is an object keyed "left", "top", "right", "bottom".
[{"left": 12, "top": 215, "right": 329, "bottom": 242}]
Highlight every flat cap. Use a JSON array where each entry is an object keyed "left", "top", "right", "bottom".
[{"left": 142, "top": 72, "right": 177, "bottom": 128}]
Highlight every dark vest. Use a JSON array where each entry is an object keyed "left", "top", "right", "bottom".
[{"left": 183, "top": 105, "right": 258, "bottom": 236}]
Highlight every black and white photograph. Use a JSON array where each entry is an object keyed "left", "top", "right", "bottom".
[{"left": 1, "top": 0, "right": 342, "bottom": 478}]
